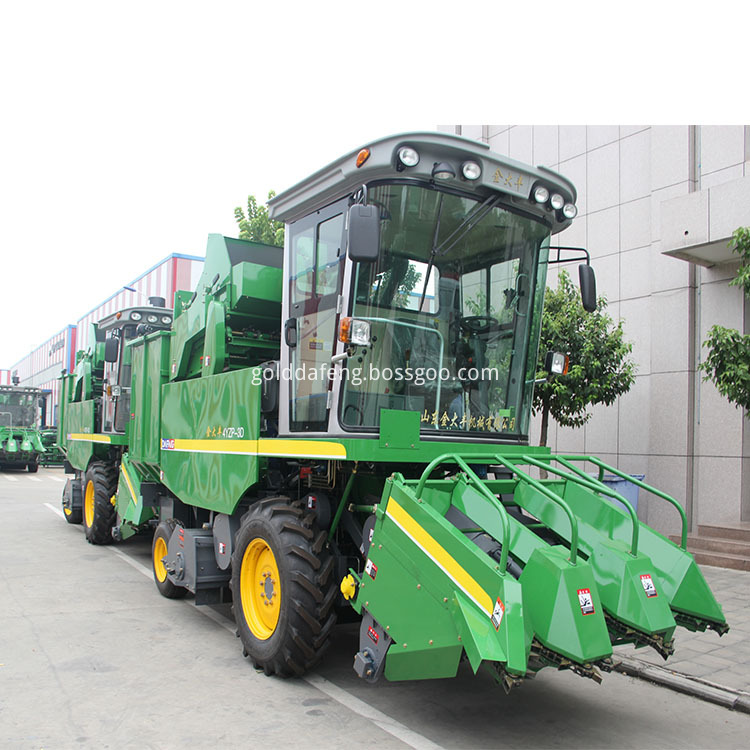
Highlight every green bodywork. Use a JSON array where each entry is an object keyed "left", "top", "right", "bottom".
[
  {"left": 40, "top": 428, "right": 65, "bottom": 466},
  {"left": 0, "top": 386, "right": 45, "bottom": 469},
  {"left": 56, "top": 132, "right": 728, "bottom": 688}
]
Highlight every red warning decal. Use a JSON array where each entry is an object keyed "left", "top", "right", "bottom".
[
  {"left": 491, "top": 597, "right": 505, "bottom": 630},
  {"left": 367, "top": 626, "right": 379, "bottom": 644},
  {"left": 640, "top": 574, "right": 658, "bottom": 597},
  {"left": 577, "top": 588, "right": 595, "bottom": 615},
  {"left": 365, "top": 559, "right": 378, "bottom": 580}
]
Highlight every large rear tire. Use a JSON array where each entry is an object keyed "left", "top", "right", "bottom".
[
  {"left": 151, "top": 519, "right": 188, "bottom": 599},
  {"left": 231, "top": 496, "right": 337, "bottom": 676},
  {"left": 27, "top": 461, "right": 38, "bottom": 473},
  {"left": 82, "top": 462, "right": 117, "bottom": 544}
]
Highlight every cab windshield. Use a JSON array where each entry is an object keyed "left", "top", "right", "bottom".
[
  {"left": 341, "top": 183, "right": 550, "bottom": 439},
  {"left": 0, "top": 391, "right": 38, "bottom": 429}
]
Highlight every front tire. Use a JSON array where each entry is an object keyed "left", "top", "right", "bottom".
[
  {"left": 231, "top": 497, "right": 337, "bottom": 676},
  {"left": 152, "top": 519, "right": 188, "bottom": 599},
  {"left": 82, "top": 462, "right": 117, "bottom": 544},
  {"left": 27, "top": 461, "right": 38, "bottom": 473}
]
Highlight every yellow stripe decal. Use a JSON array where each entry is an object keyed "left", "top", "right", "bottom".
[
  {"left": 258, "top": 439, "right": 346, "bottom": 459},
  {"left": 386, "top": 495, "right": 494, "bottom": 617},
  {"left": 162, "top": 438, "right": 346, "bottom": 460},
  {"left": 67, "top": 433, "right": 112, "bottom": 444},
  {"left": 121, "top": 464, "right": 137, "bottom": 506}
]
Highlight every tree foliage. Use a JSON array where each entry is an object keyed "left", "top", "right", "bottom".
[
  {"left": 700, "top": 227, "right": 750, "bottom": 412},
  {"left": 533, "top": 269, "right": 636, "bottom": 446},
  {"left": 234, "top": 191, "right": 285, "bottom": 247}
]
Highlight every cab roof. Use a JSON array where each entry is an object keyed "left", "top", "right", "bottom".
[{"left": 268, "top": 131, "right": 577, "bottom": 234}]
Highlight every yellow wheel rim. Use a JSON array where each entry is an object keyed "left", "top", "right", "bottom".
[
  {"left": 153, "top": 536, "right": 168, "bottom": 583},
  {"left": 84, "top": 480, "right": 95, "bottom": 527},
  {"left": 240, "top": 538, "right": 281, "bottom": 640}
]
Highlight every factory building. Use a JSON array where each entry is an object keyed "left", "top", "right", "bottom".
[{"left": 6, "top": 253, "right": 203, "bottom": 427}]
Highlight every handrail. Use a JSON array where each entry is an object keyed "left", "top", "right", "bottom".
[
  {"left": 355, "top": 317, "right": 444, "bottom": 418},
  {"left": 559, "top": 454, "right": 688, "bottom": 550},
  {"left": 491, "top": 455, "right": 579, "bottom": 565},
  {"left": 522, "top": 454, "right": 639, "bottom": 557},
  {"left": 413, "top": 453, "right": 511, "bottom": 575}
]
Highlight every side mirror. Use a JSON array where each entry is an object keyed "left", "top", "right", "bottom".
[
  {"left": 579, "top": 264, "right": 597, "bottom": 313},
  {"left": 104, "top": 337, "right": 120, "bottom": 363},
  {"left": 347, "top": 204, "right": 380, "bottom": 263}
]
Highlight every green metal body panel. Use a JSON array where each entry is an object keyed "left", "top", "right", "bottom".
[
  {"left": 0, "top": 425, "right": 45, "bottom": 466},
  {"left": 366, "top": 472, "right": 615, "bottom": 681},
  {"left": 129, "top": 330, "right": 171, "bottom": 468},
  {"left": 60, "top": 400, "right": 98, "bottom": 470},
  {"left": 159, "top": 367, "right": 262, "bottom": 511},
  {"left": 40, "top": 428, "right": 65, "bottom": 466},
  {"left": 115, "top": 453, "right": 157, "bottom": 538},
  {"left": 513, "top": 481, "right": 678, "bottom": 641},
  {"left": 169, "top": 235, "right": 282, "bottom": 382},
  {"left": 508, "top": 466, "right": 726, "bottom": 630},
  {"left": 359, "top": 476, "right": 531, "bottom": 679},
  {"left": 519, "top": 546, "right": 612, "bottom": 664}
]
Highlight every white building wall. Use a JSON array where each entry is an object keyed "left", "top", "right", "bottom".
[{"left": 446, "top": 124, "right": 750, "bottom": 535}]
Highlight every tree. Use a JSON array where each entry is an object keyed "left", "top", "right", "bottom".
[
  {"left": 533, "top": 269, "right": 636, "bottom": 447},
  {"left": 700, "top": 227, "right": 750, "bottom": 412},
  {"left": 234, "top": 191, "right": 284, "bottom": 247}
]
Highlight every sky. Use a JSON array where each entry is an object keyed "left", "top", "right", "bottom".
[{"left": 0, "top": 1, "right": 744, "bottom": 367}]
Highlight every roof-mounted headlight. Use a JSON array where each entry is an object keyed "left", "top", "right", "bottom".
[
  {"left": 432, "top": 162, "right": 455, "bottom": 181},
  {"left": 562, "top": 203, "right": 578, "bottom": 219},
  {"left": 533, "top": 185, "right": 549, "bottom": 204},
  {"left": 461, "top": 161, "right": 481, "bottom": 180},
  {"left": 130, "top": 311, "right": 142, "bottom": 321},
  {"left": 161, "top": 315, "right": 172, "bottom": 324},
  {"left": 550, "top": 193, "right": 565, "bottom": 210},
  {"left": 397, "top": 147, "right": 420, "bottom": 168}
]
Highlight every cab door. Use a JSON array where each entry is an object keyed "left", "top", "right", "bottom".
[{"left": 284, "top": 199, "right": 346, "bottom": 432}]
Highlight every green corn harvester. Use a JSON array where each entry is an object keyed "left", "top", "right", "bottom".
[
  {"left": 0, "top": 385, "right": 45, "bottom": 472},
  {"left": 58, "top": 133, "right": 727, "bottom": 690}
]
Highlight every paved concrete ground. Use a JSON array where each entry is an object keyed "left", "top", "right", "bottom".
[
  {"left": 614, "top": 564, "right": 750, "bottom": 703},
  {"left": 2, "top": 467, "right": 750, "bottom": 749}
]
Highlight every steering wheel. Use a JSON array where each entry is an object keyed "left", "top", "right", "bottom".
[{"left": 458, "top": 315, "right": 499, "bottom": 335}]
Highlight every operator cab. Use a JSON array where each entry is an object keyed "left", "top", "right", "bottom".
[
  {"left": 0, "top": 386, "right": 42, "bottom": 430},
  {"left": 269, "top": 133, "right": 593, "bottom": 445},
  {"left": 97, "top": 298, "right": 173, "bottom": 433}
]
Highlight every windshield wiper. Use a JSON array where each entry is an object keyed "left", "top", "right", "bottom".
[
  {"left": 418, "top": 194, "right": 500, "bottom": 313},
  {"left": 418, "top": 193, "right": 444, "bottom": 313}
]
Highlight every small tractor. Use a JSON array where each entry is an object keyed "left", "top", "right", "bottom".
[
  {"left": 58, "top": 132, "right": 727, "bottom": 690},
  {"left": 0, "top": 385, "right": 45, "bottom": 472}
]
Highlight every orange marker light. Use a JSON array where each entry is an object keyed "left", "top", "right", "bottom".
[
  {"left": 339, "top": 317, "right": 352, "bottom": 342},
  {"left": 356, "top": 148, "right": 371, "bottom": 168}
]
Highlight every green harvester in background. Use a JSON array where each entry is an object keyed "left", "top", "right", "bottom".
[
  {"left": 0, "top": 385, "right": 45, "bottom": 472},
  {"left": 58, "top": 132, "right": 727, "bottom": 691}
]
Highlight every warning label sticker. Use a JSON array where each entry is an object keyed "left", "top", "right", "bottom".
[
  {"left": 577, "top": 588, "right": 595, "bottom": 615},
  {"left": 491, "top": 598, "right": 505, "bottom": 630},
  {"left": 640, "top": 574, "right": 658, "bottom": 597},
  {"left": 365, "top": 559, "right": 378, "bottom": 580}
]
